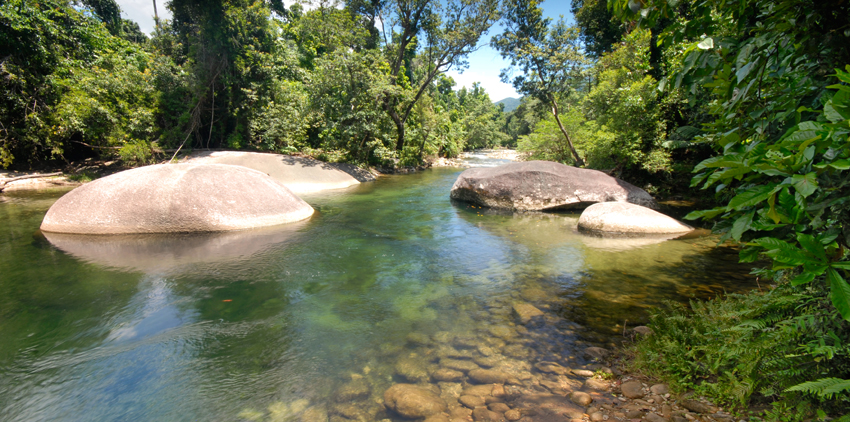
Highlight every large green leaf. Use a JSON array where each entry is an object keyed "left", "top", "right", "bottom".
[
  {"left": 796, "top": 233, "right": 826, "bottom": 262},
  {"left": 789, "top": 173, "right": 818, "bottom": 198},
  {"left": 684, "top": 206, "right": 726, "bottom": 221},
  {"left": 790, "top": 271, "right": 817, "bottom": 286},
  {"left": 727, "top": 184, "right": 780, "bottom": 211},
  {"left": 753, "top": 237, "right": 817, "bottom": 266},
  {"left": 827, "top": 268, "right": 850, "bottom": 321},
  {"left": 730, "top": 210, "right": 755, "bottom": 241}
]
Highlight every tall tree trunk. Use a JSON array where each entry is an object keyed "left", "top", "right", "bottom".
[
  {"left": 152, "top": 0, "right": 159, "bottom": 28},
  {"left": 551, "top": 101, "right": 584, "bottom": 167},
  {"left": 388, "top": 108, "right": 405, "bottom": 151}
]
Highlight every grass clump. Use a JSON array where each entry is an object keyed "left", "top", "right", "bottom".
[{"left": 628, "top": 284, "right": 850, "bottom": 421}]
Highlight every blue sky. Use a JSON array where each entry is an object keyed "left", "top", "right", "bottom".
[
  {"left": 446, "top": 1, "right": 575, "bottom": 102},
  {"left": 116, "top": 0, "right": 573, "bottom": 102}
]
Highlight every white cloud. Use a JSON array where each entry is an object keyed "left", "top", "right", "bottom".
[
  {"left": 445, "top": 68, "right": 519, "bottom": 103},
  {"left": 116, "top": 0, "right": 170, "bottom": 35}
]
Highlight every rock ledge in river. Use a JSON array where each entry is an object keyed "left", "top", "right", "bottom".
[
  {"left": 450, "top": 160, "right": 657, "bottom": 211},
  {"left": 40, "top": 163, "right": 314, "bottom": 234}
]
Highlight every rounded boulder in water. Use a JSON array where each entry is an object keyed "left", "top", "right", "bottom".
[
  {"left": 450, "top": 160, "right": 658, "bottom": 211},
  {"left": 578, "top": 202, "right": 692, "bottom": 235},
  {"left": 40, "top": 163, "right": 314, "bottom": 234}
]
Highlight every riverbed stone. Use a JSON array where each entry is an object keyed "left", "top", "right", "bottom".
[
  {"left": 577, "top": 202, "right": 693, "bottom": 235},
  {"left": 569, "top": 391, "right": 593, "bottom": 407},
  {"left": 474, "top": 356, "right": 502, "bottom": 368},
  {"left": 460, "top": 395, "right": 487, "bottom": 408},
  {"left": 487, "top": 325, "right": 516, "bottom": 340},
  {"left": 534, "top": 361, "right": 569, "bottom": 375},
  {"left": 571, "top": 369, "right": 596, "bottom": 378},
  {"left": 384, "top": 384, "right": 448, "bottom": 419},
  {"left": 468, "top": 369, "right": 520, "bottom": 385},
  {"left": 650, "top": 384, "right": 669, "bottom": 395},
  {"left": 520, "top": 288, "right": 550, "bottom": 302},
  {"left": 395, "top": 355, "right": 431, "bottom": 383},
  {"left": 505, "top": 409, "right": 523, "bottom": 421},
  {"left": 620, "top": 380, "right": 645, "bottom": 399},
  {"left": 441, "top": 358, "right": 480, "bottom": 373},
  {"left": 583, "top": 347, "right": 611, "bottom": 360},
  {"left": 424, "top": 414, "right": 451, "bottom": 422},
  {"left": 462, "top": 384, "right": 498, "bottom": 398},
  {"left": 472, "top": 407, "right": 504, "bottom": 422},
  {"left": 512, "top": 303, "right": 545, "bottom": 325},
  {"left": 449, "top": 160, "right": 658, "bottom": 211},
  {"left": 680, "top": 400, "right": 716, "bottom": 414},
  {"left": 433, "top": 368, "right": 464, "bottom": 382},
  {"left": 40, "top": 163, "right": 314, "bottom": 234},
  {"left": 489, "top": 403, "right": 511, "bottom": 413},
  {"left": 583, "top": 378, "right": 611, "bottom": 392},
  {"left": 646, "top": 412, "right": 668, "bottom": 422},
  {"left": 335, "top": 378, "right": 371, "bottom": 402}
]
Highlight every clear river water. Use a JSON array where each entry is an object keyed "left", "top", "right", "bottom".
[{"left": 0, "top": 159, "right": 758, "bottom": 421}]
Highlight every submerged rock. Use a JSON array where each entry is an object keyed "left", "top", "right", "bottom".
[
  {"left": 577, "top": 202, "right": 693, "bottom": 235},
  {"left": 468, "top": 369, "right": 520, "bottom": 385},
  {"left": 383, "top": 384, "right": 447, "bottom": 419},
  {"left": 40, "top": 163, "right": 314, "bottom": 234},
  {"left": 511, "top": 302, "right": 545, "bottom": 325},
  {"left": 450, "top": 161, "right": 657, "bottom": 211}
]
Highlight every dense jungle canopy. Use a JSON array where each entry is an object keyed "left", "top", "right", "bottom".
[{"left": 1, "top": 0, "right": 849, "bottom": 417}]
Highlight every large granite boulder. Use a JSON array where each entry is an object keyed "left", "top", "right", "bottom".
[
  {"left": 40, "top": 163, "right": 314, "bottom": 234},
  {"left": 183, "top": 151, "right": 374, "bottom": 193},
  {"left": 578, "top": 202, "right": 692, "bottom": 234},
  {"left": 450, "top": 161, "right": 657, "bottom": 211}
]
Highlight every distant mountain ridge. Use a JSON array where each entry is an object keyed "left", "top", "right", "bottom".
[{"left": 495, "top": 97, "right": 521, "bottom": 112}]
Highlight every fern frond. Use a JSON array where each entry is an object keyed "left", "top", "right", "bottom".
[{"left": 786, "top": 377, "right": 850, "bottom": 399}]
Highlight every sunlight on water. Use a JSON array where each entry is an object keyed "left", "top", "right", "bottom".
[{"left": 0, "top": 167, "right": 758, "bottom": 421}]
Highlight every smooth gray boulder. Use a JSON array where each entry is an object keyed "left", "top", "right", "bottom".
[
  {"left": 183, "top": 151, "right": 374, "bottom": 193},
  {"left": 578, "top": 202, "right": 692, "bottom": 234},
  {"left": 450, "top": 161, "right": 657, "bottom": 211},
  {"left": 40, "top": 163, "right": 314, "bottom": 234}
]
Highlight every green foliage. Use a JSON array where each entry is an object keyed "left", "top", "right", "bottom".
[
  {"left": 0, "top": 0, "right": 160, "bottom": 168},
  {"left": 379, "top": 0, "right": 501, "bottom": 152},
  {"left": 570, "top": 0, "right": 625, "bottom": 58},
  {"left": 308, "top": 48, "right": 396, "bottom": 163},
  {"left": 517, "top": 109, "right": 586, "bottom": 164},
  {"left": 117, "top": 141, "right": 155, "bottom": 165},
  {"left": 631, "top": 285, "right": 850, "bottom": 414},
  {"left": 581, "top": 28, "right": 671, "bottom": 175},
  {"left": 611, "top": 0, "right": 850, "bottom": 417},
  {"left": 493, "top": 0, "right": 589, "bottom": 165}
]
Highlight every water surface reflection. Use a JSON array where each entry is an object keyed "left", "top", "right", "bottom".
[{"left": 0, "top": 169, "right": 757, "bottom": 421}]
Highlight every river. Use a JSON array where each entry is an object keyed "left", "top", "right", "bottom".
[{"left": 0, "top": 161, "right": 757, "bottom": 421}]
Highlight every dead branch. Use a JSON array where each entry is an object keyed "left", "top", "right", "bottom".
[{"left": 0, "top": 172, "right": 63, "bottom": 192}]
